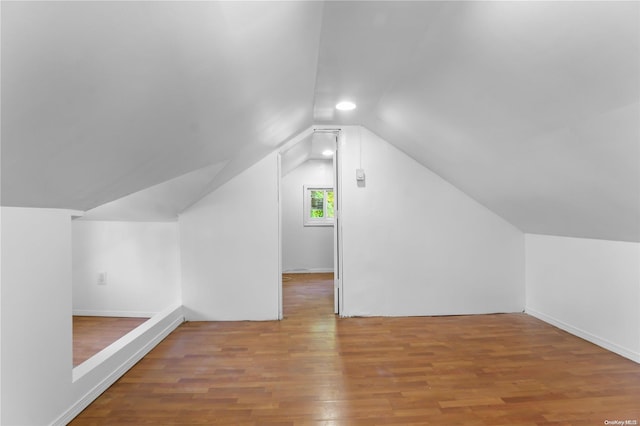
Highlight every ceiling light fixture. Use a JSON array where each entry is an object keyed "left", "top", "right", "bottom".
[
  {"left": 322, "top": 149, "right": 334, "bottom": 157},
  {"left": 335, "top": 101, "right": 356, "bottom": 111}
]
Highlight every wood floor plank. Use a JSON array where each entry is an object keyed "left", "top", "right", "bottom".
[
  {"left": 70, "top": 273, "right": 640, "bottom": 425},
  {"left": 73, "top": 316, "right": 149, "bottom": 366}
]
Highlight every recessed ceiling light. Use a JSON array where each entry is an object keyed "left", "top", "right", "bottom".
[
  {"left": 322, "top": 149, "right": 334, "bottom": 157},
  {"left": 335, "top": 101, "right": 356, "bottom": 111}
]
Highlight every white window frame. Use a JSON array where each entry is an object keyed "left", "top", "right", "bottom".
[{"left": 303, "top": 185, "right": 334, "bottom": 227}]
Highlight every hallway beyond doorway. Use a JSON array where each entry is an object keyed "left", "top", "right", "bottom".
[{"left": 282, "top": 272, "right": 334, "bottom": 319}]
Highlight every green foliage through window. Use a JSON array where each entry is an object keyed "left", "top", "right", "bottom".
[
  {"left": 311, "top": 190, "right": 324, "bottom": 217},
  {"left": 326, "top": 191, "right": 334, "bottom": 218}
]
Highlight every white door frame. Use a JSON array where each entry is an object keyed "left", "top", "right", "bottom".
[
  {"left": 277, "top": 152, "right": 283, "bottom": 320},
  {"left": 333, "top": 131, "right": 343, "bottom": 315},
  {"left": 276, "top": 127, "right": 343, "bottom": 319}
]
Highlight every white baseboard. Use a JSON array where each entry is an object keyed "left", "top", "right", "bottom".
[
  {"left": 52, "top": 306, "right": 184, "bottom": 426},
  {"left": 283, "top": 268, "right": 334, "bottom": 273},
  {"left": 72, "top": 309, "right": 157, "bottom": 318},
  {"left": 526, "top": 307, "right": 640, "bottom": 364}
]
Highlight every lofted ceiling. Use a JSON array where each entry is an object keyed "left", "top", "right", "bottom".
[
  {"left": 1, "top": 1, "right": 323, "bottom": 211},
  {"left": 2, "top": 1, "right": 639, "bottom": 241},
  {"left": 280, "top": 131, "right": 336, "bottom": 177},
  {"left": 80, "top": 160, "right": 228, "bottom": 222}
]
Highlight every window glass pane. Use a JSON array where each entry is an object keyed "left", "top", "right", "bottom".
[
  {"left": 311, "top": 191, "right": 324, "bottom": 218},
  {"left": 326, "top": 191, "right": 334, "bottom": 218}
]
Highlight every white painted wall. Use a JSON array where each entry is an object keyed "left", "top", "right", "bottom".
[
  {"left": 282, "top": 159, "right": 334, "bottom": 273},
  {"left": 0, "top": 205, "right": 3, "bottom": 424},
  {"left": 1, "top": 207, "right": 184, "bottom": 425},
  {"left": 525, "top": 234, "right": 640, "bottom": 362},
  {"left": 339, "top": 127, "right": 525, "bottom": 317},
  {"left": 0, "top": 208, "right": 2, "bottom": 424},
  {"left": 1, "top": 207, "right": 73, "bottom": 425},
  {"left": 72, "top": 220, "right": 181, "bottom": 317},
  {"left": 179, "top": 153, "right": 280, "bottom": 320}
]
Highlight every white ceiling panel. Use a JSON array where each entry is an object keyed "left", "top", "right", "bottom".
[
  {"left": 79, "top": 160, "right": 228, "bottom": 222},
  {"left": 313, "top": 1, "right": 444, "bottom": 125},
  {"left": 1, "top": 1, "right": 322, "bottom": 210},
  {"left": 314, "top": 1, "right": 640, "bottom": 241},
  {"left": 2, "top": 1, "right": 638, "bottom": 241}
]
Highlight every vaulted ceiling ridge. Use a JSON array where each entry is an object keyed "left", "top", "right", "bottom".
[{"left": 1, "top": 1, "right": 638, "bottom": 241}]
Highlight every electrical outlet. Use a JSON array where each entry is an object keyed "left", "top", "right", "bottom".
[{"left": 97, "top": 272, "right": 107, "bottom": 285}]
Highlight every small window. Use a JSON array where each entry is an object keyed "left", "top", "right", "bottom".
[{"left": 303, "top": 185, "right": 334, "bottom": 226}]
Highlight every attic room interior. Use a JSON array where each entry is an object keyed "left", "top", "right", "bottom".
[{"left": 1, "top": 1, "right": 639, "bottom": 425}]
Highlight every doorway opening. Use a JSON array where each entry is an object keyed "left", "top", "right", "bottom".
[{"left": 279, "top": 129, "right": 342, "bottom": 319}]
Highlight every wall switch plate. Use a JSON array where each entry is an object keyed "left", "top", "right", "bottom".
[
  {"left": 97, "top": 272, "right": 107, "bottom": 285},
  {"left": 356, "top": 168, "right": 365, "bottom": 181}
]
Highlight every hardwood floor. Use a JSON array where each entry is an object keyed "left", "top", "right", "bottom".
[
  {"left": 73, "top": 316, "right": 149, "bottom": 366},
  {"left": 71, "top": 273, "right": 640, "bottom": 425}
]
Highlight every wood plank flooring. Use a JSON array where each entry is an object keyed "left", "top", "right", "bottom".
[
  {"left": 71, "top": 273, "right": 640, "bottom": 425},
  {"left": 73, "top": 316, "right": 149, "bottom": 366}
]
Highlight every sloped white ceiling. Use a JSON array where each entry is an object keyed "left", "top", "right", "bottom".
[
  {"left": 280, "top": 131, "right": 336, "bottom": 176},
  {"left": 314, "top": 1, "right": 640, "bottom": 242},
  {"left": 2, "top": 1, "right": 639, "bottom": 241},
  {"left": 280, "top": 134, "right": 314, "bottom": 177},
  {"left": 79, "top": 161, "right": 227, "bottom": 222},
  {"left": 1, "top": 1, "right": 322, "bottom": 210}
]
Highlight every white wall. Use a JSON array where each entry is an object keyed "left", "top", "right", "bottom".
[
  {"left": 72, "top": 220, "right": 181, "bottom": 317},
  {"left": 0, "top": 206, "right": 2, "bottom": 423},
  {"left": 1, "top": 207, "right": 73, "bottom": 425},
  {"left": 339, "top": 127, "right": 525, "bottom": 317},
  {"left": 179, "top": 153, "right": 280, "bottom": 320},
  {"left": 526, "top": 234, "right": 640, "bottom": 362},
  {"left": 0, "top": 205, "right": 3, "bottom": 424},
  {"left": 1, "top": 207, "right": 184, "bottom": 426},
  {"left": 282, "top": 159, "right": 333, "bottom": 272}
]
